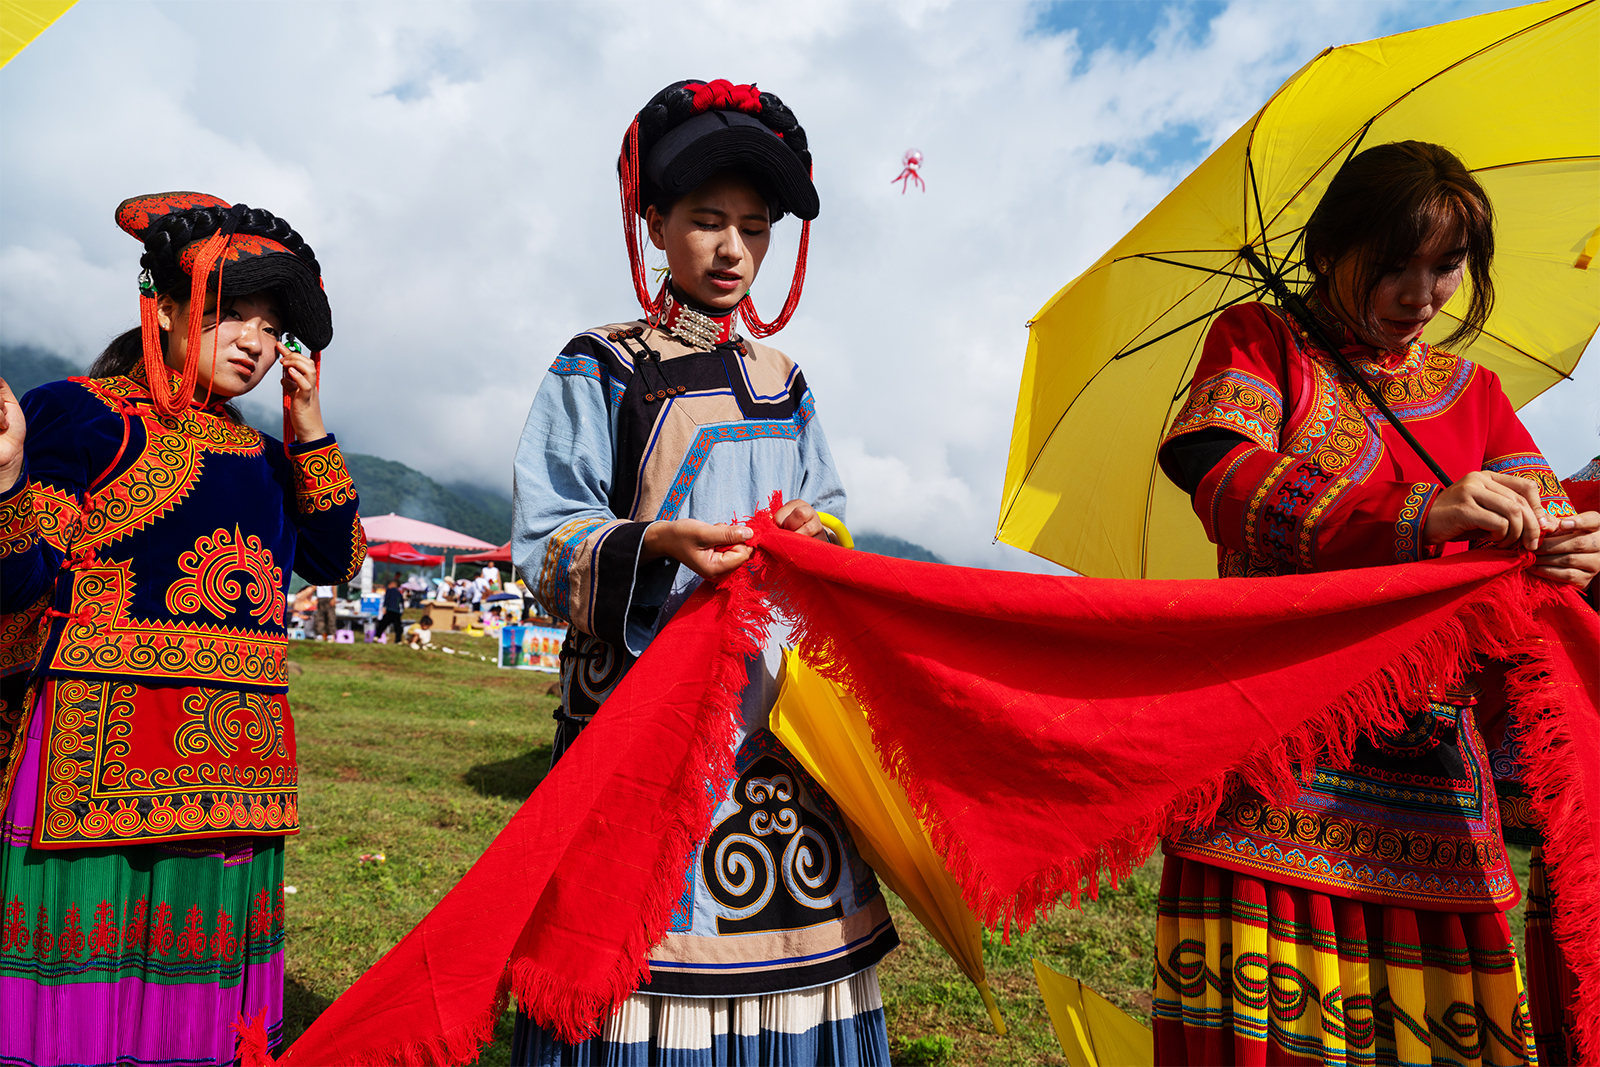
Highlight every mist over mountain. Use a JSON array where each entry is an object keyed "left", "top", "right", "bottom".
[{"left": 2, "top": 341, "right": 946, "bottom": 563}]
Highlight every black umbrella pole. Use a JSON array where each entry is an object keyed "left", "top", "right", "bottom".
[{"left": 1237, "top": 246, "right": 1454, "bottom": 486}]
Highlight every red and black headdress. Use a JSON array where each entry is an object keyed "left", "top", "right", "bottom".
[
  {"left": 620, "top": 79, "right": 817, "bottom": 337},
  {"left": 115, "top": 191, "right": 332, "bottom": 424}
]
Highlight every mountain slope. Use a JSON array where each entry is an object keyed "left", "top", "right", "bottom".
[
  {"left": 344, "top": 453, "right": 511, "bottom": 545},
  {"left": 3, "top": 344, "right": 85, "bottom": 396},
  {"left": 853, "top": 531, "right": 946, "bottom": 564}
]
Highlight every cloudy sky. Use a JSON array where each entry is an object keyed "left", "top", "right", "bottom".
[{"left": 2, "top": 0, "right": 1593, "bottom": 570}]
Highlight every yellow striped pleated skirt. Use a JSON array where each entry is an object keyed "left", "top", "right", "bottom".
[{"left": 1153, "top": 854, "right": 1537, "bottom": 1066}]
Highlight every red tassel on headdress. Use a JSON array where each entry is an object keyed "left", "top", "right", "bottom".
[
  {"left": 144, "top": 230, "right": 232, "bottom": 418},
  {"left": 620, "top": 118, "right": 665, "bottom": 320}
]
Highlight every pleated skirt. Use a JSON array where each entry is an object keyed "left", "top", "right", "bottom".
[
  {"left": 1153, "top": 854, "right": 1536, "bottom": 1067},
  {"left": 509, "top": 966, "right": 891, "bottom": 1066},
  {"left": 0, "top": 695, "right": 284, "bottom": 1067}
]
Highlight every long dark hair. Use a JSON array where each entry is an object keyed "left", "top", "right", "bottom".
[
  {"left": 88, "top": 326, "right": 247, "bottom": 425},
  {"left": 1302, "top": 141, "right": 1494, "bottom": 350}
]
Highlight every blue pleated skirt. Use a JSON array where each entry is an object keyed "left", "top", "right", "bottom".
[{"left": 509, "top": 966, "right": 890, "bottom": 1067}]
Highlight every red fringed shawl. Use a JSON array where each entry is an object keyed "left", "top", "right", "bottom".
[{"left": 273, "top": 508, "right": 1600, "bottom": 1066}]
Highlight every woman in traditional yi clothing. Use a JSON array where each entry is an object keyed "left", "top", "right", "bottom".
[
  {"left": 1153, "top": 141, "right": 1600, "bottom": 1067},
  {"left": 0, "top": 193, "right": 364, "bottom": 1063},
  {"left": 509, "top": 80, "right": 898, "bottom": 1065}
]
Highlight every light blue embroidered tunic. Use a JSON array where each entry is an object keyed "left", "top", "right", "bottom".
[{"left": 510, "top": 318, "right": 897, "bottom": 998}]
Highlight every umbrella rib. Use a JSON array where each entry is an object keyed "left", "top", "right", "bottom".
[
  {"left": 1472, "top": 154, "right": 1600, "bottom": 173},
  {"left": 1114, "top": 283, "right": 1270, "bottom": 360},
  {"left": 1002, "top": 275, "right": 1263, "bottom": 531},
  {"left": 1128, "top": 254, "right": 1261, "bottom": 283},
  {"left": 1262, "top": 2, "right": 1593, "bottom": 234},
  {"left": 1432, "top": 310, "right": 1576, "bottom": 381}
]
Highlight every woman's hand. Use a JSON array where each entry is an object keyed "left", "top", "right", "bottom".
[
  {"left": 643, "top": 519, "right": 754, "bottom": 579},
  {"left": 280, "top": 344, "right": 327, "bottom": 443},
  {"left": 1421, "top": 470, "right": 1558, "bottom": 550},
  {"left": 773, "top": 499, "right": 831, "bottom": 542},
  {"left": 1531, "top": 510, "right": 1600, "bottom": 589},
  {"left": 0, "top": 378, "right": 24, "bottom": 495}
]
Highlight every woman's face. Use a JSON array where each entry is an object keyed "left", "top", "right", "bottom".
[
  {"left": 646, "top": 171, "right": 771, "bottom": 311},
  {"left": 1328, "top": 224, "right": 1466, "bottom": 351},
  {"left": 157, "top": 290, "right": 285, "bottom": 399}
]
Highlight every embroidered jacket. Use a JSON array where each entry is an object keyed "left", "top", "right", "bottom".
[
  {"left": 0, "top": 372, "right": 365, "bottom": 848},
  {"left": 1158, "top": 302, "right": 1575, "bottom": 912},
  {"left": 1161, "top": 302, "right": 1573, "bottom": 578},
  {"left": 511, "top": 319, "right": 897, "bottom": 997}
]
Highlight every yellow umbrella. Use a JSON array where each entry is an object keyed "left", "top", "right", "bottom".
[
  {"left": 998, "top": 0, "right": 1599, "bottom": 579},
  {"left": 768, "top": 650, "right": 1008, "bottom": 1035},
  {"left": 1033, "top": 959, "right": 1153, "bottom": 1067},
  {"left": 1, "top": 1, "right": 75, "bottom": 67}
]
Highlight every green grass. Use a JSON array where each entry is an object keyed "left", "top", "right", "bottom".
[{"left": 282, "top": 635, "right": 1535, "bottom": 1065}]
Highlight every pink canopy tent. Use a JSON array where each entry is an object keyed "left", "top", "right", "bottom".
[
  {"left": 360, "top": 514, "right": 496, "bottom": 551},
  {"left": 454, "top": 541, "right": 512, "bottom": 564},
  {"left": 365, "top": 542, "right": 445, "bottom": 566}
]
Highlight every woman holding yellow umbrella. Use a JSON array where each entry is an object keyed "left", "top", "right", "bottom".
[{"left": 1152, "top": 142, "right": 1597, "bottom": 1066}]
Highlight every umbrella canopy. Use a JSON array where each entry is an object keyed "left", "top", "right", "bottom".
[
  {"left": 360, "top": 513, "right": 497, "bottom": 551},
  {"left": 455, "top": 541, "right": 513, "bottom": 563},
  {"left": 366, "top": 541, "right": 445, "bottom": 566},
  {"left": 998, "top": 0, "right": 1599, "bottom": 579}
]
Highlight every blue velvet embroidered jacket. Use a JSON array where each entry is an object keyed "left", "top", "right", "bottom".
[{"left": 0, "top": 372, "right": 365, "bottom": 847}]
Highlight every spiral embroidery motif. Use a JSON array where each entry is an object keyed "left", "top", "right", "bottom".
[
  {"left": 702, "top": 754, "right": 844, "bottom": 935},
  {"left": 165, "top": 526, "right": 283, "bottom": 625}
]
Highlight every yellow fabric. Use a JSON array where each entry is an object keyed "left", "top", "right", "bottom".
[
  {"left": 998, "top": 0, "right": 1600, "bottom": 578},
  {"left": 1153, "top": 883, "right": 1537, "bottom": 1066},
  {"left": 1034, "top": 957, "right": 1154, "bottom": 1067},
  {"left": 0, "top": 1, "right": 74, "bottom": 67},
  {"left": 768, "top": 651, "right": 1006, "bottom": 1035}
]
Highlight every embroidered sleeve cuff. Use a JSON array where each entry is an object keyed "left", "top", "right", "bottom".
[
  {"left": 291, "top": 438, "right": 357, "bottom": 514},
  {"left": 1394, "top": 482, "right": 1441, "bottom": 563},
  {"left": 1485, "top": 453, "right": 1576, "bottom": 518},
  {"left": 0, "top": 474, "right": 39, "bottom": 558}
]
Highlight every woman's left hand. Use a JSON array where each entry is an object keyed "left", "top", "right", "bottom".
[
  {"left": 280, "top": 343, "right": 327, "bottom": 443},
  {"left": 773, "top": 499, "right": 831, "bottom": 542},
  {"left": 1531, "top": 510, "right": 1600, "bottom": 589}
]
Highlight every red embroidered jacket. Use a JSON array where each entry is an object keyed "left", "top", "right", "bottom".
[
  {"left": 1161, "top": 303, "right": 1573, "bottom": 577},
  {"left": 1157, "top": 302, "right": 1574, "bottom": 911},
  {"left": 0, "top": 372, "right": 365, "bottom": 847}
]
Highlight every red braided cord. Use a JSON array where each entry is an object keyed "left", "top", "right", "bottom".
[
  {"left": 145, "top": 230, "right": 230, "bottom": 418},
  {"left": 620, "top": 118, "right": 664, "bottom": 318},
  {"left": 138, "top": 291, "right": 165, "bottom": 407},
  {"left": 740, "top": 217, "right": 809, "bottom": 338}
]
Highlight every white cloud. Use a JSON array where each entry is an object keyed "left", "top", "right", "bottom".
[{"left": 2, "top": 0, "right": 1591, "bottom": 570}]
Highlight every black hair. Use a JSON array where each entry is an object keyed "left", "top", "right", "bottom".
[
  {"left": 632, "top": 82, "right": 810, "bottom": 220},
  {"left": 140, "top": 205, "right": 321, "bottom": 296},
  {"left": 1303, "top": 141, "right": 1494, "bottom": 350}
]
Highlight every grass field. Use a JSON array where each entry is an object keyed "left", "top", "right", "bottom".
[{"left": 281, "top": 631, "right": 1532, "bottom": 1064}]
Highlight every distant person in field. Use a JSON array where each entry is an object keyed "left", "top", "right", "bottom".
[
  {"left": 508, "top": 78, "right": 897, "bottom": 1065},
  {"left": 0, "top": 192, "right": 363, "bottom": 1063},
  {"left": 313, "top": 582, "right": 337, "bottom": 639},
  {"left": 375, "top": 577, "right": 405, "bottom": 642}
]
